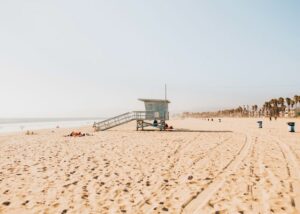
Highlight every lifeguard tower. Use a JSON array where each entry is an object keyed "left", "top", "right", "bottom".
[{"left": 93, "top": 98, "right": 170, "bottom": 131}]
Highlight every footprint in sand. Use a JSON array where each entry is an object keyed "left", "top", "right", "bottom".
[
  {"left": 162, "top": 207, "right": 169, "bottom": 211},
  {"left": 2, "top": 201, "right": 10, "bottom": 206},
  {"left": 22, "top": 200, "right": 29, "bottom": 206},
  {"left": 53, "top": 202, "right": 60, "bottom": 208},
  {"left": 61, "top": 209, "right": 68, "bottom": 214}
]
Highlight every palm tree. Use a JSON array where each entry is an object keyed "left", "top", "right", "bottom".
[
  {"left": 252, "top": 105, "right": 258, "bottom": 117},
  {"left": 277, "top": 97, "right": 285, "bottom": 116},
  {"left": 236, "top": 106, "right": 243, "bottom": 117},
  {"left": 263, "top": 101, "right": 271, "bottom": 117},
  {"left": 278, "top": 97, "right": 284, "bottom": 106},
  {"left": 294, "top": 95, "right": 299, "bottom": 109},
  {"left": 286, "top": 97, "right": 292, "bottom": 112},
  {"left": 271, "top": 99, "right": 280, "bottom": 117},
  {"left": 185, "top": 94, "right": 300, "bottom": 119},
  {"left": 258, "top": 109, "right": 262, "bottom": 117},
  {"left": 291, "top": 100, "right": 295, "bottom": 109},
  {"left": 281, "top": 104, "right": 287, "bottom": 114}
]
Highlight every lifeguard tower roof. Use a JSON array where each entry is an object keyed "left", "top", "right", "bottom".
[{"left": 138, "top": 98, "right": 171, "bottom": 103}]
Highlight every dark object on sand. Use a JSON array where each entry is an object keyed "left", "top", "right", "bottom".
[
  {"left": 257, "top": 121, "right": 263, "bottom": 128},
  {"left": 153, "top": 119, "right": 158, "bottom": 127},
  {"left": 66, "top": 131, "right": 93, "bottom": 137},
  {"left": 70, "top": 131, "right": 85, "bottom": 137},
  {"left": 164, "top": 123, "right": 174, "bottom": 130},
  {"left": 219, "top": 119, "right": 221, "bottom": 122},
  {"left": 25, "top": 130, "right": 36, "bottom": 135},
  {"left": 287, "top": 122, "right": 295, "bottom": 132}
]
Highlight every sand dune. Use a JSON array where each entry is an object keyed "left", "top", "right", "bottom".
[{"left": 0, "top": 118, "right": 300, "bottom": 213}]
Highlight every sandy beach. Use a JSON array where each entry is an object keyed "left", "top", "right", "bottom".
[{"left": 0, "top": 118, "right": 300, "bottom": 214}]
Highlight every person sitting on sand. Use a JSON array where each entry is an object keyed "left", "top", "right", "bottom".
[
  {"left": 163, "top": 123, "right": 174, "bottom": 130},
  {"left": 65, "top": 131, "right": 93, "bottom": 137},
  {"left": 72, "top": 131, "right": 84, "bottom": 137},
  {"left": 68, "top": 131, "right": 85, "bottom": 137}
]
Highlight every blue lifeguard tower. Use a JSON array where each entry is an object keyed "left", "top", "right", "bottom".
[{"left": 94, "top": 98, "right": 170, "bottom": 131}]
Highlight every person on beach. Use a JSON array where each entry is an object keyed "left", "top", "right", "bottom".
[
  {"left": 70, "top": 131, "right": 85, "bottom": 137},
  {"left": 65, "top": 131, "right": 92, "bottom": 137},
  {"left": 153, "top": 119, "right": 158, "bottom": 127}
]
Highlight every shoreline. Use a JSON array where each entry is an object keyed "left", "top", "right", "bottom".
[{"left": 0, "top": 119, "right": 102, "bottom": 135}]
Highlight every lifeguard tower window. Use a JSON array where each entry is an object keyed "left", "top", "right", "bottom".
[{"left": 148, "top": 104, "right": 153, "bottom": 111}]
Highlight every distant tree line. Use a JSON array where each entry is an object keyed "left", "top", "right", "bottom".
[{"left": 182, "top": 95, "right": 300, "bottom": 118}]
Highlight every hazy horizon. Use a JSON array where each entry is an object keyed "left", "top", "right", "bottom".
[{"left": 1, "top": 1, "right": 299, "bottom": 118}]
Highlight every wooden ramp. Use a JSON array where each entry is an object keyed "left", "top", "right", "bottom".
[{"left": 93, "top": 111, "right": 155, "bottom": 131}]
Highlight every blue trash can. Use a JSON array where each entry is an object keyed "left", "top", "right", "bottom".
[
  {"left": 257, "top": 121, "right": 263, "bottom": 128},
  {"left": 287, "top": 122, "right": 295, "bottom": 132}
]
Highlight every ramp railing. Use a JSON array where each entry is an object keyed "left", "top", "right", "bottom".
[{"left": 93, "top": 111, "right": 156, "bottom": 131}]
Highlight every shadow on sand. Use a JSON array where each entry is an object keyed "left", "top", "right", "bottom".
[
  {"left": 105, "top": 129, "right": 233, "bottom": 133},
  {"left": 104, "top": 129, "right": 233, "bottom": 133},
  {"left": 170, "top": 129, "right": 232, "bottom": 133}
]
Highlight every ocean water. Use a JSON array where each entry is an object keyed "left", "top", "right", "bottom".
[{"left": 0, "top": 118, "right": 105, "bottom": 133}]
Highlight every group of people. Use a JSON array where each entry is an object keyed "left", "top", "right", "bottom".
[
  {"left": 65, "top": 131, "right": 92, "bottom": 137},
  {"left": 269, "top": 116, "right": 278, "bottom": 121},
  {"left": 153, "top": 119, "right": 174, "bottom": 130}
]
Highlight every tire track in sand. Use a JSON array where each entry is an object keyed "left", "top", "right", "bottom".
[
  {"left": 182, "top": 133, "right": 252, "bottom": 214},
  {"left": 135, "top": 134, "right": 233, "bottom": 213},
  {"left": 273, "top": 136, "right": 300, "bottom": 212},
  {"left": 256, "top": 135, "right": 270, "bottom": 214},
  {"left": 133, "top": 134, "right": 203, "bottom": 210}
]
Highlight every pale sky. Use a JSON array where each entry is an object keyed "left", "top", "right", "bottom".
[{"left": 0, "top": 0, "right": 299, "bottom": 117}]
